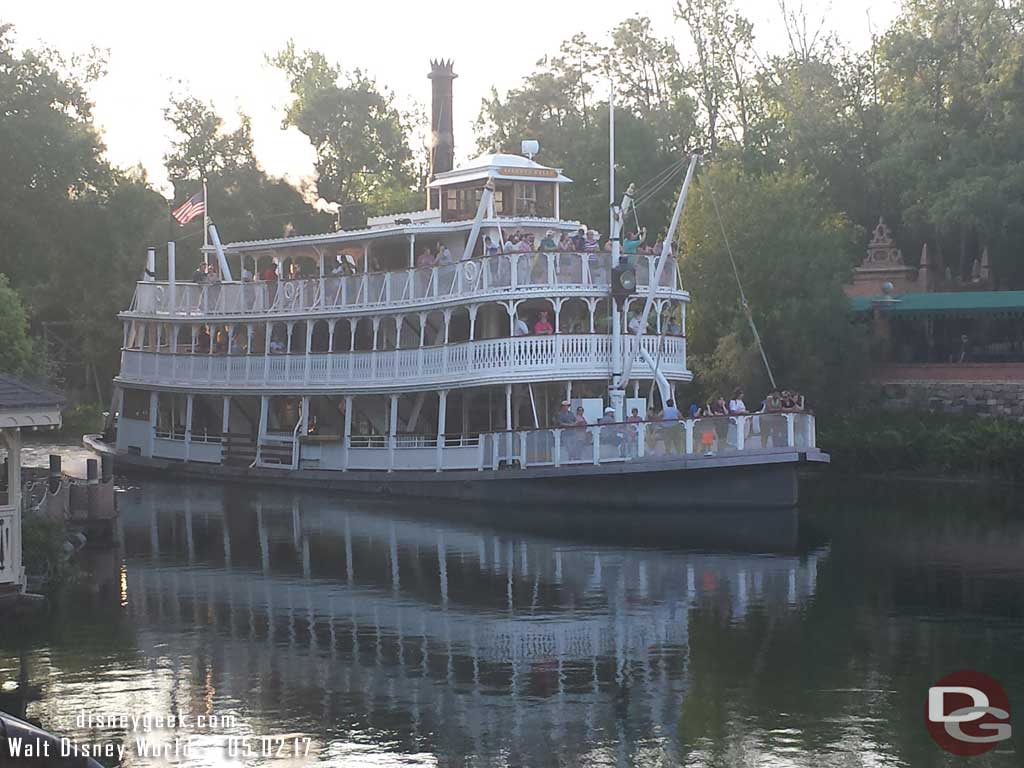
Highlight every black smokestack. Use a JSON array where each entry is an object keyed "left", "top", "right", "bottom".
[{"left": 428, "top": 59, "right": 456, "bottom": 209}]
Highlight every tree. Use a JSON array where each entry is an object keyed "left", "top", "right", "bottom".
[
  {"left": 871, "top": 0, "right": 1024, "bottom": 283},
  {"left": 271, "top": 42, "right": 420, "bottom": 215},
  {"left": 164, "top": 94, "right": 257, "bottom": 183},
  {"left": 0, "top": 274, "right": 37, "bottom": 377},
  {"left": 675, "top": 0, "right": 757, "bottom": 155},
  {"left": 162, "top": 95, "right": 332, "bottom": 254},
  {"left": 679, "top": 163, "right": 869, "bottom": 410},
  {"left": 475, "top": 17, "right": 698, "bottom": 233}
]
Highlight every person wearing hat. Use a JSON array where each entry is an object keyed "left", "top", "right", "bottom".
[
  {"left": 556, "top": 400, "right": 576, "bottom": 427},
  {"left": 539, "top": 230, "right": 557, "bottom": 251}
]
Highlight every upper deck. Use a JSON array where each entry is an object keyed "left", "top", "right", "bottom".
[{"left": 126, "top": 249, "right": 688, "bottom": 321}]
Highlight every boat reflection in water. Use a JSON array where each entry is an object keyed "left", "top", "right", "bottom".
[{"left": 30, "top": 482, "right": 828, "bottom": 766}]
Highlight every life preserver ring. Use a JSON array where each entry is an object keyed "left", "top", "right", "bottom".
[
  {"left": 463, "top": 260, "right": 479, "bottom": 283},
  {"left": 283, "top": 281, "right": 297, "bottom": 302}
]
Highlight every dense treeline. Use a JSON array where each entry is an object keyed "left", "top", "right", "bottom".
[
  {"left": 1, "top": 0, "right": 1021, "bottom": 412},
  {"left": 477, "top": 0, "right": 1024, "bottom": 407}
]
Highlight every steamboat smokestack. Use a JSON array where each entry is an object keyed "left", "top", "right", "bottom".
[{"left": 428, "top": 59, "right": 456, "bottom": 209}]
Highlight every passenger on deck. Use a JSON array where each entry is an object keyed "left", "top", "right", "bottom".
[
  {"left": 661, "top": 399, "right": 683, "bottom": 454},
  {"left": 484, "top": 236, "right": 500, "bottom": 257},
  {"left": 728, "top": 388, "right": 748, "bottom": 415},
  {"left": 513, "top": 314, "right": 530, "bottom": 336},
  {"left": 416, "top": 247, "right": 435, "bottom": 268},
  {"left": 533, "top": 310, "right": 554, "bottom": 335},
  {"left": 437, "top": 243, "right": 454, "bottom": 265},
  {"left": 192, "top": 262, "right": 209, "bottom": 283},
  {"left": 583, "top": 230, "right": 600, "bottom": 252},
  {"left": 196, "top": 326, "right": 211, "bottom": 353},
  {"left": 567, "top": 404, "right": 588, "bottom": 461},
  {"left": 571, "top": 227, "right": 587, "bottom": 251},
  {"left": 556, "top": 400, "right": 576, "bottom": 427},
  {"left": 261, "top": 263, "right": 278, "bottom": 281},
  {"left": 213, "top": 330, "right": 228, "bottom": 354},
  {"left": 539, "top": 230, "right": 557, "bottom": 251},
  {"left": 623, "top": 227, "right": 647, "bottom": 255},
  {"left": 626, "top": 406, "right": 643, "bottom": 457}
]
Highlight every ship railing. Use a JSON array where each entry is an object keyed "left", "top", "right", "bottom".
[
  {"left": 129, "top": 251, "right": 683, "bottom": 318},
  {"left": 479, "top": 413, "right": 817, "bottom": 470},
  {"left": 118, "top": 334, "right": 687, "bottom": 389},
  {"left": 344, "top": 434, "right": 480, "bottom": 449}
]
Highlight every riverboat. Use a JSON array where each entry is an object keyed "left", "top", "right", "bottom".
[{"left": 85, "top": 60, "right": 827, "bottom": 507}]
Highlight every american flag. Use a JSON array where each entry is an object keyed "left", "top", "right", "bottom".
[{"left": 171, "top": 191, "right": 205, "bottom": 225}]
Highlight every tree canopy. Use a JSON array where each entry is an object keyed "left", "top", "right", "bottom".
[
  {"left": 271, "top": 41, "right": 423, "bottom": 220},
  {"left": 2, "top": 0, "right": 1023, "bottom": 413}
]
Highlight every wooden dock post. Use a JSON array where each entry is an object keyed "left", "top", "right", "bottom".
[
  {"left": 86, "top": 459, "right": 99, "bottom": 518},
  {"left": 48, "top": 455, "right": 61, "bottom": 494}
]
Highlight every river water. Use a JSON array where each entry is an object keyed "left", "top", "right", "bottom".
[{"left": 1, "top": 473, "right": 1022, "bottom": 767}]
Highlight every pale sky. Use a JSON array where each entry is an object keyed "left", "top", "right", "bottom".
[{"left": 5, "top": 0, "right": 899, "bottom": 200}]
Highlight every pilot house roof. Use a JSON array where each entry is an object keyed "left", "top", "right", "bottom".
[{"left": 428, "top": 153, "right": 572, "bottom": 187}]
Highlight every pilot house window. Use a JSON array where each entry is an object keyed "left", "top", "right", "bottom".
[{"left": 514, "top": 183, "right": 537, "bottom": 216}]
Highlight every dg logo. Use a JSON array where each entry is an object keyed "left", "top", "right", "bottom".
[{"left": 926, "top": 670, "right": 1013, "bottom": 756}]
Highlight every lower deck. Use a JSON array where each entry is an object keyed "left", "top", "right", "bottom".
[{"left": 97, "top": 381, "right": 824, "bottom": 508}]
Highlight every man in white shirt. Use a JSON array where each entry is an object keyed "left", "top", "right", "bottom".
[
  {"left": 728, "top": 388, "right": 748, "bottom": 414},
  {"left": 513, "top": 315, "right": 530, "bottom": 336}
]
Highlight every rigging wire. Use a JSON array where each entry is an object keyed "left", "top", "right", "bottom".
[
  {"left": 632, "top": 158, "right": 687, "bottom": 209},
  {"left": 704, "top": 166, "right": 778, "bottom": 390},
  {"left": 633, "top": 157, "right": 686, "bottom": 202}
]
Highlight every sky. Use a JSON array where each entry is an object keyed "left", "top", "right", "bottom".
[{"left": 5, "top": 0, "right": 900, "bottom": 200}]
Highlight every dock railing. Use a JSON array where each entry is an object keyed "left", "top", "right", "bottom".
[{"left": 0, "top": 503, "right": 22, "bottom": 588}]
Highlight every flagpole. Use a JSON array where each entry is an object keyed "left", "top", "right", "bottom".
[{"left": 202, "top": 179, "right": 209, "bottom": 264}]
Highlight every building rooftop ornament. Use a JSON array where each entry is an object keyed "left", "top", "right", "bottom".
[{"left": 863, "top": 218, "right": 904, "bottom": 267}]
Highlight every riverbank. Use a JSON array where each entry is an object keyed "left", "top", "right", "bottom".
[{"left": 818, "top": 410, "right": 1024, "bottom": 482}]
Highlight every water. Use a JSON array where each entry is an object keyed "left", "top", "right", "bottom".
[{"left": 1, "top": 477, "right": 1022, "bottom": 767}]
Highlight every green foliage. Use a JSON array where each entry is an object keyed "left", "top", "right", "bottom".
[
  {"left": 0, "top": 273, "right": 37, "bottom": 376},
  {"left": 60, "top": 403, "right": 104, "bottom": 435},
  {"left": 271, "top": 41, "right": 420, "bottom": 214},
  {"left": 820, "top": 411, "right": 1024, "bottom": 479},
  {"left": 22, "top": 513, "right": 75, "bottom": 591},
  {"left": 163, "top": 96, "right": 332, "bottom": 255},
  {"left": 475, "top": 16, "right": 698, "bottom": 232},
  {"left": 679, "top": 163, "right": 870, "bottom": 409}
]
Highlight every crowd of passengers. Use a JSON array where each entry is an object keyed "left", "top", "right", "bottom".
[
  {"left": 554, "top": 387, "right": 807, "bottom": 458},
  {"left": 187, "top": 226, "right": 667, "bottom": 285}
]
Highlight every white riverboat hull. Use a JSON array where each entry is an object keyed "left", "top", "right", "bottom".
[{"left": 84, "top": 434, "right": 827, "bottom": 509}]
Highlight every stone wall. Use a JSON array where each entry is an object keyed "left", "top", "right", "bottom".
[{"left": 871, "top": 364, "right": 1024, "bottom": 418}]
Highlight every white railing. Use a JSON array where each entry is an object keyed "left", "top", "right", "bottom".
[
  {"left": 0, "top": 504, "right": 22, "bottom": 588},
  {"left": 480, "top": 413, "right": 817, "bottom": 471},
  {"left": 147, "top": 413, "right": 816, "bottom": 471},
  {"left": 129, "top": 251, "right": 684, "bottom": 319},
  {"left": 118, "top": 334, "right": 689, "bottom": 391}
]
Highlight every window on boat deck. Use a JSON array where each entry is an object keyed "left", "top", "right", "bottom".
[
  {"left": 513, "top": 183, "right": 537, "bottom": 216},
  {"left": 122, "top": 388, "right": 150, "bottom": 420}
]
